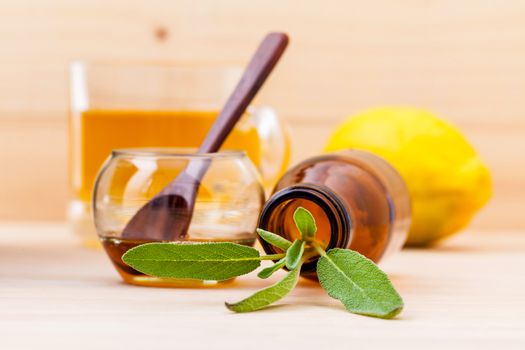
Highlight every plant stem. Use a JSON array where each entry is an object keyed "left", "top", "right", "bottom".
[
  {"left": 302, "top": 247, "right": 320, "bottom": 261},
  {"left": 259, "top": 253, "right": 286, "bottom": 261},
  {"left": 311, "top": 242, "right": 327, "bottom": 257}
]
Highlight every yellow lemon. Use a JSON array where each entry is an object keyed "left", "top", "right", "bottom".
[{"left": 324, "top": 107, "right": 492, "bottom": 246}]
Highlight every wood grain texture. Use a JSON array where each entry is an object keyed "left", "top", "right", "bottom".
[
  {"left": 0, "top": 0, "right": 524, "bottom": 228},
  {"left": 0, "top": 223, "right": 524, "bottom": 349}
]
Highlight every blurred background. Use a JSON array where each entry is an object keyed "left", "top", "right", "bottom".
[{"left": 0, "top": 0, "right": 523, "bottom": 231}]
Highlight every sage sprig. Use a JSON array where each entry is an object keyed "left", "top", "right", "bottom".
[
  {"left": 316, "top": 247, "right": 403, "bottom": 318},
  {"left": 122, "top": 242, "right": 270, "bottom": 280},
  {"left": 226, "top": 264, "right": 302, "bottom": 313},
  {"left": 257, "top": 257, "right": 286, "bottom": 279},
  {"left": 285, "top": 240, "right": 305, "bottom": 269},
  {"left": 256, "top": 228, "right": 292, "bottom": 250},
  {"left": 122, "top": 207, "right": 404, "bottom": 319}
]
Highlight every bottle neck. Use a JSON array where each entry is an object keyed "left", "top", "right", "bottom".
[{"left": 258, "top": 184, "right": 352, "bottom": 273}]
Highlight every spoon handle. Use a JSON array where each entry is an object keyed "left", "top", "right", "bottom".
[{"left": 198, "top": 32, "right": 289, "bottom": 153}]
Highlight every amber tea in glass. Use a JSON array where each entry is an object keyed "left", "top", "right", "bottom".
[{"left": 69, "top": 62, "right": 289, "bottom": 247}]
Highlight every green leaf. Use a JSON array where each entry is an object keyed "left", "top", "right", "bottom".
[
  {"left": 285, "top": 240, "right": 305, "bottom": 270},
  {"left": 257, "top": 257, "right": 286, "bottom": 279},
  {"left": 257, "top": 228, "right": 292, "bottom": 251},
  {"left": 317, "top": 249, "right": 403, "bottom": 319},
  {"left": 293, "top": 207, "right": 317, "bottom": 240},
  {"left": 122, "top": 242, "right": 261, "bottom": 281},
  {"left": 226, "top": 264, "right": 301, "bottom": 312}
]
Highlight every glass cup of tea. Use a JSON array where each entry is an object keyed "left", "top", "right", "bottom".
[{"left": 69, "top": 61, "right": 290, "bottom": 247}]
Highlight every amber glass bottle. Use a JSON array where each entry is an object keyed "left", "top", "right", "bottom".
[{"left": 258, "top": 150, "right": 411, "bottom": 277}]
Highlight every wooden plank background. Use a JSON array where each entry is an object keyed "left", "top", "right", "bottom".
[{"left": 0, "top": 0, "right": 524, "bottom": 229}]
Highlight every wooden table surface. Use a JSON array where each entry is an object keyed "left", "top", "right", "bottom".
[{"left": 1, "top": 223, "right": 524, "bottom": 349}]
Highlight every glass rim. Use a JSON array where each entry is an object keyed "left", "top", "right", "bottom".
[
  {"left": 70, "top": 59, "right": 245, "bottom": 72},
  {"left": 112, "top": 147, "right": 248, "bottom": 159}
]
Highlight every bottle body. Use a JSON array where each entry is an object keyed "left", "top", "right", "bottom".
[{"left": 258, "top": 150, "right": 411, "bottom": 276}]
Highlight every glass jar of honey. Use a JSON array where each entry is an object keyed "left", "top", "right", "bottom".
[
  {"left": 93, "top": 148, "right": 265, "bottom": 286},
  {"left": 258, "top": 150, "right": 411, "bottom": 277}
]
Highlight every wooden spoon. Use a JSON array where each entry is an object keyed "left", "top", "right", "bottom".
[{"left": 122, "top": 32, "right": 289, "bottom": 241}]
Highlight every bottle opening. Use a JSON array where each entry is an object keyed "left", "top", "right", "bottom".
[
  {"left": 258, "top": 184, "right": 352, "bottom": 273},
  {"left": 264, "top": 197, "right": 332, "bottom": 250}
]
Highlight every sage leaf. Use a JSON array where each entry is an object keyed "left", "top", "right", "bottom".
[
  {"left": 257, "top": 228, "right": 292, "bottom": 251},
  {"left": 285, "top": 240, "right": 305, "bottom": 269},
  {"left": 122, "top": 242, "right": 261, "bottom": 281},
  {"left": 317, "top": 249, "right": 403, "bottom": 319},
  {"left": 226, "top": 264, "right": 301, "bottom": 313},
  {"left": 257, "top": 257, "right": 286, "bottom": 279},
  {"left": 293, "top": 207, "right": 317, "bottom": 240}
]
